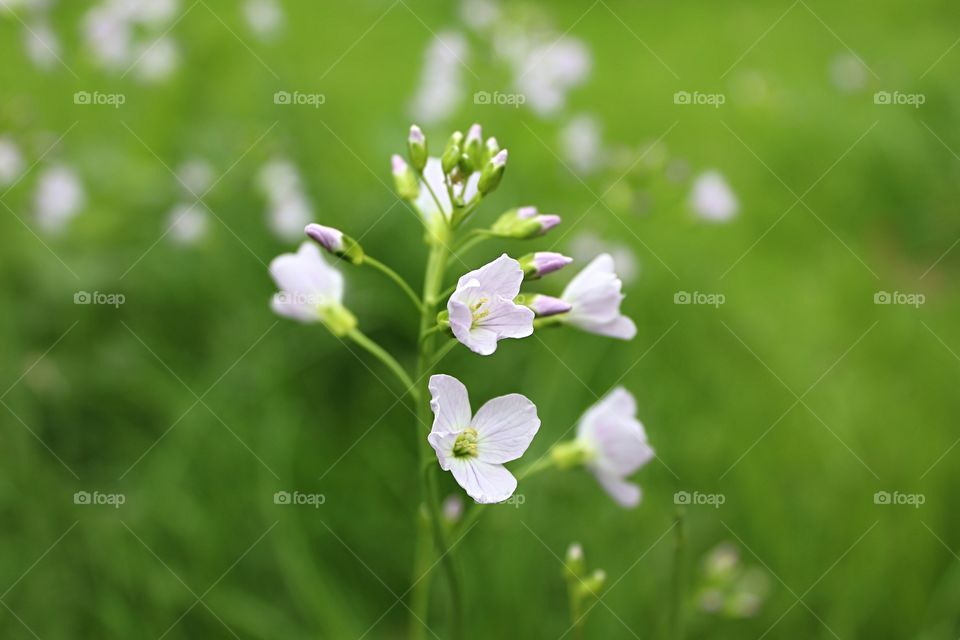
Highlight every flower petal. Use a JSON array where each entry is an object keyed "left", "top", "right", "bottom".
[
  {"left": 471, "top": 393, "right": 540, "bottom": 463},
  {"left": 578, "top": 388, "right": 652, "bottom": 476},
  {"left": 428, "top": 374, "right": 472, "bottom": 434},
  {"left": 463, "top": 326, "right": 500, "bottom": 356},
  {"left": 269, "top": 242, "right": 343, "bottom": 302},
  {"left": 594, "top": 471, "right": 642, "bottom": 508},
  {"left": 414, "top": 157, "right": 452, "bottom": 221},
  {"left": 427, "top": 430, "right": 459, "bottom": 471},
  {"left": 270, "top": 292, "right": 320, "bottom": 323},
  {"left": 448, "top": 458, "right": 518, "bottom": 503},
  {"left": 479, "top": 298, "right": 535, "bottom": 339},
  {"left": 455, "top": 254, "right": 524, "bottom": 301},
  {"left": 575, "top": 315, "right": 636, "bottom": 340}
]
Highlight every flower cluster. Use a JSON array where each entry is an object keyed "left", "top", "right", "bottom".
[{"left": 266, "top": 122, "right": 657, "bottom": 633}]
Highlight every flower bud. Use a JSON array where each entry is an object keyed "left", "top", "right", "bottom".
[
  {"left": 565, "top": 543, "right": 585, "bottom": 579},
  {"left": 577, "top": 569, "right": 606, "bottom": 599},
  {"left": 408, "top": 125, "right": 428, "bottom": 172},
  {"left": 463, "top": 123, "right": 483, "bottom": 171},
  {"left": 442, "top": 495, "right": 464, "bottom": 523},
  {"left": 490, "top": 206, "right": 561, "bottom": 239},
  {"left": 441, "top": 131, "right": 464, "bottom": 174},
  {"left": 550, "top": 440, "right": 590, "bottom": 469},
  {"left": 305, "top": 223, "right": 364, "bottom": 265},
  {"left": 483, "top": 137, "right": 500, "bottom": 165},
  {"left": 518, "top": 252, "right": 573, "bottom": 279},
  {"left": 392, "top": 154, "right": 419, "bottom": 201},
  {"left": 478, "top": 149, "right": 507, "bottom": 195},
  {"left": 528, "top": 294, "right": 572, "bottom": 317},
  {"left": 318, "top": 304, "right": 358, "bottom": 337}
]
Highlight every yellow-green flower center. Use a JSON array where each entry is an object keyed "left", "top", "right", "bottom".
[
  {"left": 470, "top": 298, "right": 490, "bottom": 328},
  {"left": 453, "top": 427, "right": 479, "bottom": 458}
]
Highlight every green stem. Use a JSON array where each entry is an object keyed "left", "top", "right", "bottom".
[
  {"left": 410, "top": 239, "right": 464, "bottom": 639},
  {"left": 346, "top": 329, "right": 418, "bottom": 401},
  {"left": 364, "top": 256, "right": 423, "bottom": 312},
  {"left": 408, "top": 505, "right": 433, "bottom": 640}
]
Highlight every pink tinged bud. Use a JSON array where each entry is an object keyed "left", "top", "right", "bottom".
[
  {"left": 517, "top": 206, "right": 538, "bottom": 219},
  {"left": 533, "top": 251, "right": 572, "bottom": 276},
  {"left": 408, "top": 125, "right": 425, "bottom": 144},
  {"left": 538, "top": 214, "right": 561, "bottom": 232},
  {"left": 466, "top": 123, "right": 482, "bottom": 144},
  {"left": 304, "top": 223, "right": 344, "bottom": 253},
  {"left": 492, "top": 149, "right": 508, "bottom": 168},
  {"left": 531, "top": 294, "right": 572, "bottom": 317},
  {"left": 391, "top": 154, "right": 408, "bottom": 176},
  {"left": 486, "top": 137, "right": 499, "bottom": 152}
]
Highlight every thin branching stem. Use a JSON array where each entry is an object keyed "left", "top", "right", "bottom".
[{"left": 363, "top": 256, "right": 423, "bottom": 312}]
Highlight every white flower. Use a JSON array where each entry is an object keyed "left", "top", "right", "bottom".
[
  {"left": 560, "top": 253, "right": 636, "bottom": 340},
  {"left": 690, "top": 170, "right": 738, "bottom": 222},
  {"left": 575, "top": 387, "right": 653, "bottom": 508},
  {"left": 269, "top": 242, "right": 347, "bottom": 325},
  {"left": 24, "top": 20, "right": 60, "bottom": 70},
  {"left": 243, "top": 0, "right": 284, "bottom": 41},
  {"left": 34, "top": 165, "right": 85, "bottom": 233},
  {"left": 409, "top": 31, "right": 468, "bottom": 124},
  {"left": 176, "top": 158, "right": 215, "bottom": 195},
  {"left": 569, "top": 231, "right": 638, "bottom": 284},
  {"left": 427, "top": 374, "right": 540, "bottom": 504},
  {"left": 133, "top": 35, "right": 179, "bottom": 82},
  {"left": 257, "top": 158, "right": 315, "bottom": 241},
  {"left": 166, "top": 203, "right": 208, "bottom": 246},
  {"left": 448, "top": 254, "right": 534, "bottom": 355},
  {"left": 0, "top": 137, "right": 24, "bottom": 187},
  {"left": 513, "top": 37, "right": 591, "bottom": 116},
  {"left": 559, "top": 114, "right": 603, "bottom": 175},
  {"left": 413, "top": 157, "right": 479, "bottom": 226}
]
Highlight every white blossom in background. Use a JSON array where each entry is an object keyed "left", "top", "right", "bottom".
[
  {"left": 243, "top": 0, "right": 285, "bottom": 42},
  {"left": 166, "top": 203, "right": 208, "bottom": 246},
  {"left": 257, "top": 158, "right": 315, "bottom": 242},
  {"left": 427, "top": 374, "right": 540, "bottom": 503},
  {"left": 409, "top": 31, "right": 468, "bottom": 125},
  {"left": 459, "top": 0, "right": 500, "bottom": 32},
  {"left": 81, "top": 0, "right": 181, "bottom": 80},
  {"left": 569, "top": 231, "right": 638, "bottom": 284},
  {"left": 574, "top": 388, "right": 653, "bottom": 508},
  {"left": 34, "top": 165, "right": 85, "bottom": 233},
  {"left": 175, "top": 158, "right": 215, "bottom": 196},
  {"left": 829, "top": 52, "right": 868, "bottom": 94},
  {"left": 269, "top": 242, "right": 351, "bottom": 330},
  {"left": 0, "top": 138, "right": 25, "bottom": 187},
  {"left": 502, "top": 35, "right": 591, "bottom": 117},
  {"left": 23, "top": 20, "right": 60, "bottom": 70},
  {"left": 133, "top": 35, "right": 179, "bottom": 82},
  {"left": 689, "top": 170, "right": 739, "bottom": 223},
  {"left": 559, "top": 114, "right": 603, "bottom": 175}
]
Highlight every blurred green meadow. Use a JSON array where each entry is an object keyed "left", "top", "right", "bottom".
[{"left": 2, "top": 0, "right": 960, "bottom": 637}]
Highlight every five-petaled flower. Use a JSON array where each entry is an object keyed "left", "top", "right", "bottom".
[
  {"left": 574, "top": 387, "right": 653, "bottom": 507},
  {"left": 560, "top": 253, "right": 636, "bottom": 340},
  {"left": 269, "top": 241, "right": 356, "bottom": 334},
  {"left": 427, "top": 374, "right": 540, "bottom": 503},
  {"left": 448, "top": 254, "right": 535, "bottom": 355}
]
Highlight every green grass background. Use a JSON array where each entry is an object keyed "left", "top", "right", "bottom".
[{"left": 1, "top": 0, "right": 959, "bottom": 637}]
